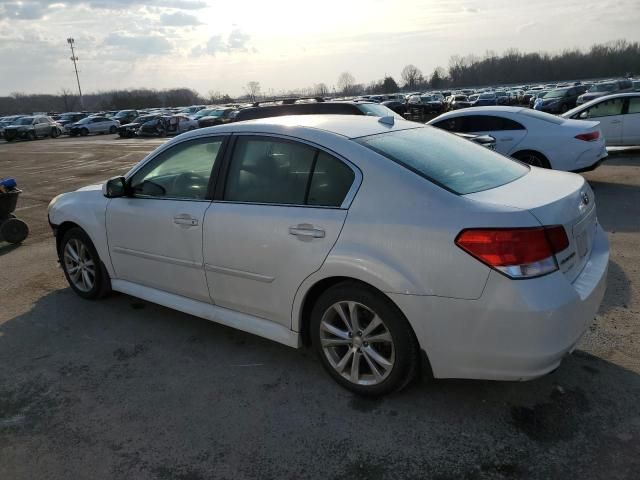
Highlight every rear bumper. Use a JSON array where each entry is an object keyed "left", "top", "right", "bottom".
[{"left": 390, "top": 225, "right": 609, "bottom": 381}]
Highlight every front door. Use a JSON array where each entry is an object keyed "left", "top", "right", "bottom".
[
  {"left": 579, "top": 97, "right": 625, "bottom": 145},
  {"left": 203, "top": 135, "right": 358, "bottom": 327},
  {"left": 106, "top": 135, "right": 226, "bottom": 302},
  {"left": 622, "top": 96, "right": 640, "bottom": 145}
]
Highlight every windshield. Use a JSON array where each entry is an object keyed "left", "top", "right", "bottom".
[
  {"left": 589, "top": 83, "right": 616, "bottom": 93},
  {"left": 479, "top": 94, "right": 494, "bottom": 99},
  {"left": 356, "top": 103, "right": 402, "bottom": 119},
  {"left": 495, "top": 92, "right": 507, "bottom": 97},
  {"left": 116, "top": 110, "right": 132, "bottom": 117},
  {"left": 355, "top": 127, "right": 528, "bottom": 195}
]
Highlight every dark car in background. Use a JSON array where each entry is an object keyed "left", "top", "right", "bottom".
[
  {"left": 406, "top": 94, "right": 444, "bottom": 114},
  {"left": 117, "top": 114, "right": 159, "bottom": 138},
  {"left": 0, "top": 115, "right": 26, "bottom": 138},
  {"left": 56, "top": 112, "right": 88, "bottom": 134},
  {"left": 112, "top": 109, "right": 139, "bottom": 125},
  {"left": 232, "top": 100, "right": 402, "bottom": 122},
  {"left": 577, "top": 80, "right": 631, "bottom": 105},
  {"left": 534, "top": 87, "right": 583, "bottom": 113},
  {"left": 381, "top": 100, "right": 406, "bottom": 115},
  {"left": 472, "top": 93, "right": 497, "bottom": 106},
  {"left": 196, "top": 108, "right": 236, "bottom": 128}
]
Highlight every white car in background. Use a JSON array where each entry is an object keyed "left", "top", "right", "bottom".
[
  {"left": 562, "top": 93, "right": 640, "bottom": 146},
  {"left": 69, "top": 116, "right": 120, "bottom": 136},
  {"left": 428, "top": 106, "right": 607, "bottom": 172},
  {"left": 48, "top": 116, "right": 608, "bottom": 396}
]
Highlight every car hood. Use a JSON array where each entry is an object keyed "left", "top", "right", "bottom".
[{"left": 76, "top": 183, "right": 103, "bottom": 192}]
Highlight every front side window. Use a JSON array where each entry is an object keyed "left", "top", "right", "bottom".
[
  {"left": 582, "top": 98, "right": 625, "bottom": 118},
  {"left": 224, "top": 137, "right": 355, "bottom": 207},
  {"left": 356, "top": 126, "right": 528, "bottom": 195},
  {"left": 130, "top": 137, "right": 224, "bottom": 200}
]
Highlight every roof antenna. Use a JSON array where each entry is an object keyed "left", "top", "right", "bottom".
[{"left": 378, "top": 116, "right": 395, "bottom": 126}]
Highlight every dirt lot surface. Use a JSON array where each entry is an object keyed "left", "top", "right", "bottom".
[{"left": 1, "top": 135, "right": 639, "bottom": 480}]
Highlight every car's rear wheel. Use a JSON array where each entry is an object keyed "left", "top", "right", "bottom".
[
  {"left": 60, "top": 228, "right": 111, "bottom": 299},
  {"left": 310, "top": 282, "right": 420, "bottom": 396},
  {"left": 50, "top": 127, "right": 60, "bottom": 138},
  {"left": 80, "top": 128, "right": 89, "bottom": 136},
  {"left": 27, "top": 131, "right": 36, "bottom": 141},
  {"left": 512, "top": 150, "right": 551, "bottom": 169}
]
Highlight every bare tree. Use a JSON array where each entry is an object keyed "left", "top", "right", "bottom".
[
  {"left": 337, "top": 72, "right": 356, "bottom": 95},
  {"left": 314, "top": 83, "right": 329, "bottom": 97},
  {"left": 244, "top": 81, "right": 261, "bottom": 102},
  {"left": 59, "top": 88, "right": 77, "bottom": 111},
  {"left": 401, "top": 64, "right": 422, "bottom": 89}
]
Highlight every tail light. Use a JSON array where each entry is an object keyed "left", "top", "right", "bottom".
[
  {"left": 455, "top": 226, "right": 569, "bottom": 279},
  {"left": 575, "top": 131, "right": 599, "bottom": 142}
]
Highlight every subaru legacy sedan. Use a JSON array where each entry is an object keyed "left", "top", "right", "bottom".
[{"left": 48, "top": 115, "right": 608, "bottom": 396}]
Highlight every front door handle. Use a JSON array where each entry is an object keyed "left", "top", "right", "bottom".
[
  {"left": 289, "top": 224, "right": 325, "bottom": 239},
  {"left": 173, "top": 214, "right": 199, "bottom": 227}
]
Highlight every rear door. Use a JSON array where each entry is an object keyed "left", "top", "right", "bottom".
[
  {"left": 203, "top": 134, "right": 359, "bottom": 327},
  {"left": 622, "top": 96, "right": 640, "bottom": 145}
]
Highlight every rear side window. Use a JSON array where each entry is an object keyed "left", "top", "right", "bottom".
[
  {"left": 355, "top": 127, "right": 528, "bottom": 195},
  {"left": 627, "top": 97, "right": 640, "bottom": 114},
  {"left": 582, "top": 98, "right": 625, "bottom": 118},
  {"left": 224, "top": 137, "right": 355, "bottom": 207},
  {"left": 433, "top": 115, "right": 523, "bottom": 133}
]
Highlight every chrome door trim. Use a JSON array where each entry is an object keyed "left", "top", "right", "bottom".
[
  {"left": 204, "top": 263, "right": 275, "bottom": 283},
  {"left": 112, "top": 246, "right": 203, "bottom": 269}
]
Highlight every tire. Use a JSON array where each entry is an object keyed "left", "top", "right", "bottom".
[
  {"left": 512, "top": 150, "right": 551, "bottom": 169},
  {"left": 70, "top": 132, "right": 77, "bottom": 137},
  {"left": 560, "top": 104, "right": 569, "bottom": 113},
  {"left": 59, "top": 227, "right": 111, "bottom": 300},
  {"left": 27, "top": 131, "right": 36, "bottom": 141},
  {"left": 0, "top": 218, "right": 29, "bottom": 244},
  {"left": 81, "top": 128, "right": 89, "bottom": 137},
  {"left": 109, "top": 126, "right": 117, "bottom": 134},
  {"left": 310, "top": 281, "right": 420, "bottom": 397},
  {"left": 50, "top": 128, "right": 60, "bottom": 138}
]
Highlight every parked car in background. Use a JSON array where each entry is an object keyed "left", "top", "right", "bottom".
[
  {"left": 113, "top": 110, "right": 139, "bottom": 125},
  {"left": 406, "top": 95, "right": 445, "bottom": 114},
  {"left": 472, "top": 93, "right": 497, "bottom": 107},
  {"left": 2, "top": 116, "right": 62, "bottom": 141},
  {"left": 530, "top": 91, "right": 550, "bottom": 109},
  {"left": 522, "top": 88, "right": 544, "bottom": 104},
  {"left": 232, "top": 101, "right": 402, "bottom": 122},
  {"left": 196, "top": 108, "right": 236, "bottom": 128},
  {"left": 0, "top": 115, "right": 26, "bottom": 138},
  {"left": 56, "top": 112, "right": 88, "bottom": 134},
  {"left": 428, "top": 106, "right": 607, "bottom": 171},
  {"left": 577, "top": 81, "right": 628, "bottom": 105},
  {"left": 117, "top": 114, "right": 160, "bottom": 138},
  {"left": 534, "top": 87, "right": 582, "bottom": 113},
  {"left": 179, "top": 105, "right": 207, "bottom": 115},
  {"left": 495, "top": 91, "right": 510, "bottom": 105},
  {"left": 563, "top": 93, "right": 640, "bottom": 146},
  {"left": 69, "top": 116, "right": 119, "bottom": 136},
  {"left": 448, "top": 95, "right": 472, "bottom": 110},
  {"left": 137, "top": 114, "right": 198, "bottom": 137},
  {"left": 48, "top": 115, "right": 608, "bottom": 396},
  {"left": 381, "top": 100, "right": 406, "bottom": 116}
]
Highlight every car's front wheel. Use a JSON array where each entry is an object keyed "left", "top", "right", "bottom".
[
  {"left": 80, "top": 128, "right": 89, "bottom": 136},
  {"left": 310, "top": 281, "right": 420, "bottom": 396},
  {"left": 109, "top": 126, "right": 117, "bottom": 134},
  {"left": 60, "top": 228, "right": 111, "bottom": 299}
]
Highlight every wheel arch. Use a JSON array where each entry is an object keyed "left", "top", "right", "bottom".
[{"left": 511, "top": 149, "right": 552, "bottom": 168}]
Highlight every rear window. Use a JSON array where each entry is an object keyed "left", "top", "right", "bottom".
[
  {"left": 355, "top": 127, "right": 528, "bottom": 195},
  {"left": 519, "top": 109, "right": 565, "bottom": 125}
]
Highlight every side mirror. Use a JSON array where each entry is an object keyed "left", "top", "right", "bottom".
[
  {"left": 579, "top": 111, "right": 588, "bottom": 119},
  {"left": 103, "top": 176, "right": 127, "bottom": 198}
]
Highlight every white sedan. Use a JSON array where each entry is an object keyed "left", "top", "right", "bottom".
[
  {"left": 428, "top": 106, "right": 607, "bottom": 172},
  {"left": 562, "top": 93, "right": 640, "bottom": 146},
  {"left": 48, "top": 115, "right": 608, "bottom": 396}
]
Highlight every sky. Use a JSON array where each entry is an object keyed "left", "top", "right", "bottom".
[{"left": 0, "top": 0, "right": 639, "bottom": 97}]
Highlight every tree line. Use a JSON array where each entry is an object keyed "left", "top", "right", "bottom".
[{"left": 1, "top": 40, "right": 638, "bottom": 115}]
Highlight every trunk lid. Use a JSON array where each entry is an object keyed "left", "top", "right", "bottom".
[{"left": 465, "top": 167, "right": 597, "bottom": 282}]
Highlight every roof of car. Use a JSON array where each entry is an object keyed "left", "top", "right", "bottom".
[
  {"left": 176, "top": 114, "right": 421, "bottom": 141},
  {"left": 433, "top": 106, "right": 525, "bottom": 119}
]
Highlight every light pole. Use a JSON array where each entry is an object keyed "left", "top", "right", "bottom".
[{"left": 67, "top": 37, "right": 84, "bottom": 110}]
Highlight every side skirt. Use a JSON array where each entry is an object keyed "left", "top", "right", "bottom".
[{"left": 111, "top": 279, "right": 301, "bottom": 348}]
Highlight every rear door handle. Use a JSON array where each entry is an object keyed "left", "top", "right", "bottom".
[
  {"left": 289, "top": 224, "right": 325, "bottom": 239},
  {"left": 173, "top": 214, "right": 199, "bottom": 227}
]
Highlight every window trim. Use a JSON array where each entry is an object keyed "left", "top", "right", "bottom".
[
  {"left": 214, "top": 132, "right": 362, "bottom": 210},
  {"left": 125, "top": 134, "right": 229, "bottom": 202}
]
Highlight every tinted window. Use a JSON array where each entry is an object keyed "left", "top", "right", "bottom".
[
  {"left": 224, "top": 137, "right": 315, "bottom": 204},
  {"left": 627, "top": 97, "right": 640, "bottom": 114},
  {"left": 582, "top": 98, "right": 625, "bottom": 118},
  {"left": 355, "top": 127, "right": 528, "bottom": 195},
  {"left": 307, "top": 152, "right": 355, "bottom": 207},
  {"left": 130, "top": 137, "right": 223, "bottom": 200},
  {"left": 466, "top": 115, "right": 504, "bottom": 132}
]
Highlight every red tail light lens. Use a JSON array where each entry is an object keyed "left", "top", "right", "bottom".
[
  {"left": 575, "top": 131, "right": 599, "bottom": 142},
  {"left": 455, "top": 226, "right": 569, "bottom": 278}
]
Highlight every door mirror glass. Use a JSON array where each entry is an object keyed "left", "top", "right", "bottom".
[{"left": 103, "top": 176, "right": 127, "bottom": 198}]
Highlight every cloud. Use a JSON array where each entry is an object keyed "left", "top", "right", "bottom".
[
  {"left": 160, "top": 11, "right": 202, "bottom": 26},
  {"left": 103, "top": 32, "right": 173, "bottom": 55},
  {"left": 0, "top": 0, "right": 206, "bottom": 20},
  {"left": 191, "top": 27, "right": 252, "bottom": 56}
]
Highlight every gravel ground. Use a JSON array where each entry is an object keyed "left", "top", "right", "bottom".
[{"left": 0, "top": 135, "right": 638, "bottom": 480}]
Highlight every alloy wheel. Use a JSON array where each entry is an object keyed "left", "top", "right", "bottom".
[
  {"left": 63, "top": 238, "right": 96, "bottom": 293},
  {"left": 319, "top": 301, "right": 395, "bottom": 386}
]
